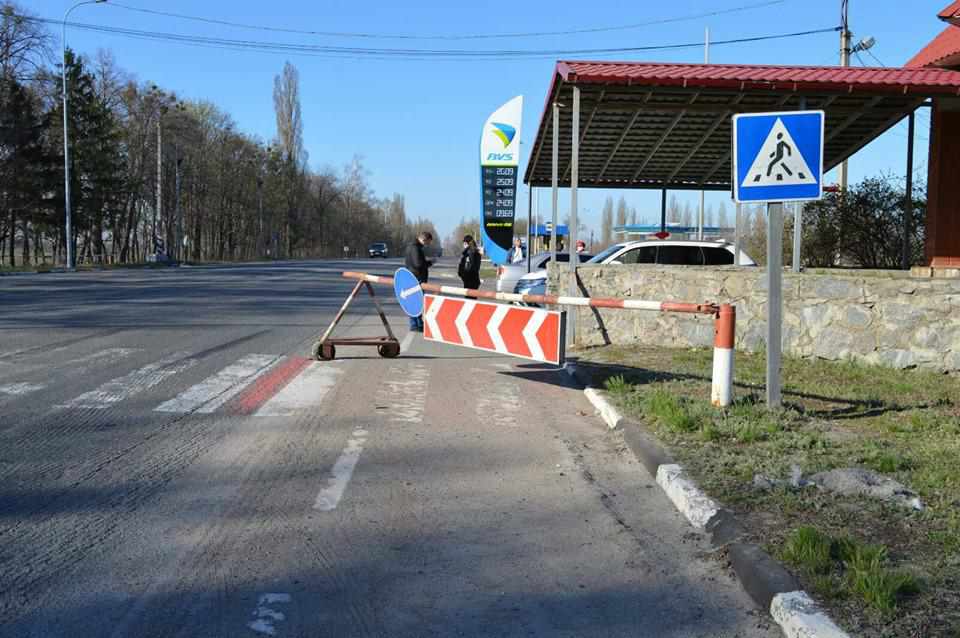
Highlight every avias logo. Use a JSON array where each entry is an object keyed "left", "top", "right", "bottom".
[{"left": 487, "top": 122, "right": 516, "bottom": 162}]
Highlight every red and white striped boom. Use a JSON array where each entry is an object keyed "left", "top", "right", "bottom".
[
  {"left": 341, "top": 271, "right": 736, "bottom": 407},
  {"left": 342, "top": 272, "right": 718, "bottom": 316}
]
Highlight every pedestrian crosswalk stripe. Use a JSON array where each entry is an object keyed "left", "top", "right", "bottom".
[
  {"left": 254, "top": 361, "right": 342, "bottom": 417},
  {"left": 57, "top": 352, "right": 197, "bottom": 409},
  {"left": 740, "top": 118, "right": 816, "bottom": 187},
  {"left": 154, "top": 354, "right": 279, "bottom": 414}
]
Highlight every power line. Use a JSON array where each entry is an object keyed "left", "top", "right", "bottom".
[
  {"left": 33, "top": 15, "right": 840, "bottom": 60},
  {"left": 106, "top": 0, "right": 787, "bottom": 41}
]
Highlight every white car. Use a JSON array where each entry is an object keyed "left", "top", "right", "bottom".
[
  {"left": 496, "top": 252, "right": 592, "bottom": 293},
  {"left": 587, "top": 239, "right": 756, "bottom": 266}
]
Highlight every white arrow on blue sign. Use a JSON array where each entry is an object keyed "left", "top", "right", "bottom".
[
  {"left": 393, "top": 267, "right": 425, "bottom": 318},
  {"left": 733, "top": 110, "right": 825, "bottom": 204}
]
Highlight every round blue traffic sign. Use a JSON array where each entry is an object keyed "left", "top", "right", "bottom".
[{"left": 393, "top": 267, "right": 424, "bottom": 318}]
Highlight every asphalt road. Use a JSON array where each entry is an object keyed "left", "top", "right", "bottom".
[{"left": 0, "top": 259, "right": 777, "bottom": 638}]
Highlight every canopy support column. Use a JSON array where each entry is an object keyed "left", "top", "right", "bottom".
[{"left": 569, "top": 85, "right": 581, "bottom": 346}]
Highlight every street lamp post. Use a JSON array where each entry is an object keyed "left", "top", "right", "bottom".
[{"left": 62, "top": 0, "right": 107, "bottom": 270}]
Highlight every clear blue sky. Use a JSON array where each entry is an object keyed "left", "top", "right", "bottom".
[{"left": 33, "top": 0, "right": 949, "bottom": 240}]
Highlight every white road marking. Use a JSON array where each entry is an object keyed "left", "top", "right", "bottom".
[
  {"left": 154, "top": 354, "right": 278, "bottom": 414},
  {"left": 57, "top": 352, "right": 196, "bottom": 409},
  {"left": 400, "top": 331, "right": 415, "bottom": 353},
  {"left": 379, "top": 364, "right": 429, "bottom": 424},
  {"left": 0, "top": 382, "right": 45, "bottom": 396},
  {"left": 474, "top": 366, "right": 522, "bottom": 428},
  {"left": 254, "top": 361, "right": 342, "bottom": 417},
  {"left": 313, "top": 427, "right": 368, "bottom": 511},
  {"left": 248, "top": 593, "right": 292, "bottom": 636}
]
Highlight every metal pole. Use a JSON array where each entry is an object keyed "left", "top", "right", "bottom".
[
  {"left": 569, "top": 86, "right": 580, "bottom": 346},
  {"left": 61, "top": 0, "right": 106, "bottom": 269},
  {"left": 698, "top": 26, "right": 709, "bottom": 240},
  {"left": 792, "top": 202, "right": 802, "bottom": 272},
  {"left": 526, "top": 185, "right": 533, "bottom": 273},
  {"left": 903, "top": 112, "right": 915, "bottom": 270},
  {"left": 838, "top": 0, "right": 851, "bottom": 191},
  {"left": 766, "top": 202, "right": 783, "bottom": 408},
  {"left": 734, "top": 202, "right": 742, "bottom": 266},
  {"left": 61, "top": 17, "right": 72, "bottom": 269},
  {"left": 175, "top": 156, "right": 182, "bottom": 262},
  {"left": 156, "top": 118, "right": 162, "bottom": 256},
  {"left": 660, "top": 189, "right": 667, "bottom": 233},
  {"left": 550, "top": 102, "right": 559, "bottom": 269}
]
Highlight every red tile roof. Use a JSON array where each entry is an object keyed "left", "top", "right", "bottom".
[
  {"left": 554, "top": 61, "right": 960, "bottom": 94},
  {"left": 939, "top": 1, "right": 960, "bottom": 24},
  {"left": 906, "top": 25, "right": 960, "bottom": 68}
]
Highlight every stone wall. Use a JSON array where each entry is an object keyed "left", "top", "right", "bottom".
[{"left": 547, "top": 264, "right": 960, "bottom": 371}]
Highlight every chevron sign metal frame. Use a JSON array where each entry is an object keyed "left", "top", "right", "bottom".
[{"left": 422, "top": 294, "right": 566, "bottom": 366}]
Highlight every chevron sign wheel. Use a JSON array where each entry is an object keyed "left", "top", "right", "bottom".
[{"left": 423, "top": 294, "right": 566, "bottom": 365}]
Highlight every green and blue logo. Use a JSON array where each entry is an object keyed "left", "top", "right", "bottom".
[{"left": 491, "top": 122, "right": 516, "bottom": 148}]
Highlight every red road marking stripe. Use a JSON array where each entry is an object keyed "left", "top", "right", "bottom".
[
  {"left": 500, "top": 308, "right": 533, "bottom": 358},
  {"left": 228, "top": 356, "right": 312, "bottom": 415},
  {"left": 537, "top": 313, "right": 560, "bottom": 364}
]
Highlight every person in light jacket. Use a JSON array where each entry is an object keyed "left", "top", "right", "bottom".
[{"left": 458, "top": 235, "right": 481, "bottom": 290}]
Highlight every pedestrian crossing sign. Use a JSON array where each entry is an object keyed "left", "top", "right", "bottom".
[{"left": 733, "top": 110, "right": 824, "bottom": 203}]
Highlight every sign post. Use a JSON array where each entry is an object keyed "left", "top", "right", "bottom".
[
  {"left": 480, "top": 96, "right": 523, "bottom": 266},
  {"left": 733, "top": 110, "right": 824, "bottom": 408}
]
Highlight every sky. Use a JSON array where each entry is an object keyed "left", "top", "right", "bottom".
[{"left": 30, "top": 0, "right": 950, "bottom": 240}]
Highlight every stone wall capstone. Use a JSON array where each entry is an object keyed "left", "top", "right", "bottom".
[{"left": 548, "top": 264, "right": 960, "bottom": 371}]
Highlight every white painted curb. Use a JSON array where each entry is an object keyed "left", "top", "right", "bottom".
[
  {"left": 655, "top": 464, "right": 720, "bottom": 529},
  {"left": 771, "top": 591, "right": 850, "bottom": 638},
  {"left": 583, "top": 387, "right": 624, "bottom": 430}
]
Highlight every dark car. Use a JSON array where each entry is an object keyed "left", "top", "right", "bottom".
[{"left": 368, "top": 242, "right": 388, "bottom": 258}]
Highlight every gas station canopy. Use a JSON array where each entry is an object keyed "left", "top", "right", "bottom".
[{"left": 524, "top": 61, "right": 960, "bottom": 191}]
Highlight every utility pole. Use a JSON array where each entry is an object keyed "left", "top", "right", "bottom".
[
  {"left": 175, "top": 155, "right": 183, "bottom": 262},
  {"left": 838, "top": 0, "right": 851, "bottom": 191},
  {"left": 698, "top": 26, "right": 710, "bottom": 240},
  {"left": 156, "top": 117, "right": 162, "bottom": 257}
]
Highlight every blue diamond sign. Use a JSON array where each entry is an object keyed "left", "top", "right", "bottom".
[{"left": 733, "top": 110, "right": 825, "bottom": 203}]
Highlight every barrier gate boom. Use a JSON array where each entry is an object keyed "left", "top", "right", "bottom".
[{"left": 423, "top": 294, "right": 566, "bottom": 366}]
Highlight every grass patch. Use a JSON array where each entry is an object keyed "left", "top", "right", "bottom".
[{"left": 575, "top": 344, "right": 960, "bottom": 637}]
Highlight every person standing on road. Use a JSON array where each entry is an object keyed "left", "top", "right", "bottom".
[
  {"left": 404, "top": 231, "right": 434, "bottom": 332},
  {"left": 458, "top": 235, "right": 481, "bottom": 290}
]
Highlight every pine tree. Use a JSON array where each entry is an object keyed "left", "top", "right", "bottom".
[
  {"left": 615, "top": 196, "right": 627, "bottom": 227},
  {"left": 1, "top": 78, "right": 55, "bottom": 266}
]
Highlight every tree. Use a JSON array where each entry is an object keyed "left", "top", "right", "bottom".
[
  {"left": 0, "top": 77, "right": 55, "bottom": 266},
  {"left": 680, "top": 201, "right": 692, "bottom": 227},
  {"left": 667, "top": 195, "right": 681, "bottom": 224},
  {"left": 615, "top": 196, "right": 627, "bottom": 227},
  {"left": 628, "top": 206, "right": 638, "bottom": 225},
  {"left": 273, "top": 61, "right": 305, "bottom": 258},
  {"left": 0, "top": 2, "right": 52, "bottom": 82},
  {"left": 600, "top": 196, "right": 614, "bottom": 247},
  {"left": 717, "top": 202, "right": 729, "bottom": 230},
  {"left": 801, "top": 176, "right": 925, "bottom": 268}
]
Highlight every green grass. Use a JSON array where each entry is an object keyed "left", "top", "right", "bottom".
[
  {"left": 580, "top": 344, "right": 960, "bottom": 637},
  {"left": 781, "top": 526, "right": 834, "bottom": 575}
]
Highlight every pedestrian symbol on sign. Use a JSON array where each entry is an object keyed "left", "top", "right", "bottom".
[{"left": 742, "top": 118, "right": 815, "bottom": 187}]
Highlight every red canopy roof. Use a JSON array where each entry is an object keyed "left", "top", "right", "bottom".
[
  {"left": 553, "top": 61, "right": 960, "bottom": 95},
  {"left": 939, "top": 1, "right": 960, "bottom": 24},
  {"left": 907, "top": 25, "right": 960, "bottom": 68}
]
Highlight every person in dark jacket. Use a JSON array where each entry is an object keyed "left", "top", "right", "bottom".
[
  {"left": 404, "top": 231, "right": 433, "bottom": 331},
  {"left": 458, "top": 235, "right": 481, "bottom": 290}
]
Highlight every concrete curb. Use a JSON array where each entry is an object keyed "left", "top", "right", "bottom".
[{"left": 563, "top": 362, "right": 850, "bottom": 638}]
